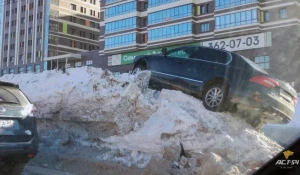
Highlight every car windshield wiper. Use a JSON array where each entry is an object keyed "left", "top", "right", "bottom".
[{"left": 0, "top": 101, "right": 20, "bottom": 104}]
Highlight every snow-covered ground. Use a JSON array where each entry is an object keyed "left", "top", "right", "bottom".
[
  {"left": 0, "top": 67, "right": 285, "bottom": 174},
  {"left": 262, "top": 94, "right": 300, "bottom": 146}
]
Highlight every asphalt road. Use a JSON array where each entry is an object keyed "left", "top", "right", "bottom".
[{"left": 22, "top": 166, "right": 74, "bottom": 175}]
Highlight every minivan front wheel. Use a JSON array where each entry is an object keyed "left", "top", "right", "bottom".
[{"left": 203, "top": 84, "right": 228, "bottom": 112}]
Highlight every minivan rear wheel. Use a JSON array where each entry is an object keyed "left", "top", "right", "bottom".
[
  {"left": 203, "top": 83, "right": 228, "bottom": 112},
  {"left": 132, "top": 64, "right": 146, "bottom": 75}
]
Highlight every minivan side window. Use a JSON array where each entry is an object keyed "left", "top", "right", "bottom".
[
  {"left": 192, "top": 48, "right": 230, "bottom": 64},
  {"left": 167, "top": 47, "right": 198, "bottom": 59}
]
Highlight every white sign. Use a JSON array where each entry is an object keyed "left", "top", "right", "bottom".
[
  {"left": 202, "top": 33, "right": 267, "bottom": 52},
  {"left": 111, "top": 54, "right": 121, "bottom": 66}
]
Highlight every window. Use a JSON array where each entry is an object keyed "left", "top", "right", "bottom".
[
  {"left": 29, "top": 15, "right": 33, "bottom": 21},
  {"left": 1, "top": 70, "right": 7, "bottom": 76},
  {"left": 28, "top": 40, "right": 33, "bottom": 46},
  {"left": 19, "top": 54, "right": 24, "bottom": 61},
  {"left": 80, "top": 19, "right": 85, "bottom": 25},
  {"left": 21, "top": 17, "right": 25, "bottom": 24},
  {"left": 105, "top": 17, "right": 137, "bottom": 34},
  {"left": 80, "top": 7, "right": 86, "bottom": 13},
  {"left": 215, "top": 9, "right": 258, "bottom": 29},
  {"left": 36, "top": 51, "right": 42, "bottom": 57},
  {"left": 148, "top": 22, "right": 192, "bottom": 41},
  {"left": 6, "top": 10, "right": 9, "bottom": 16},
  {"left": 38, "top": 0, "right": 43, "bottom": 6},
  {"left": 215, "top": 0, "right": 256, "bottom": 10},
  {"left": 28, "top": 27, "right": 33, "bottom": 34},
  {"left": 37, "top": 38, "right": 42, "bottom": 45},
  {"left": 10, "top": 56, "right": 14, "bottom": 63},
  {"left": 148, "top": 0, "right": 177, "bottom": 8},
  {"left": 3, "top": 57, "right": 7, "bottom": 63},
  {"left": 264, "top": 11, "right": 270, "bottom": 22},
  {"left": 19, "top": 41, "right": 24, "bottom": 48},
  {"left": 206, "top": 4, "right": 209, "bottom": 13},
  {"left": 105, "top": 33, "right": 136, "bottom": 48},
  {"left": 37, "top": 25, "right": 43, "bottom": 32},
  {"left": 75, "top": 62, "right": 82, "bottom": 67},
  {"left": 90, "top": 0, "right": 96, "bottom": 4},
  {"left": 70, "top": 16, "right": 76, "bottom": 23},
  {"left": 29, "top": 2, "right": 34, "bottom": 9},
  {"left": 70, "top": 28, "right": 76, "bottom": 35},
  {"left": 80, "top": 31, "right": 86, "bottom": 37},
  {"left": 27, "top": 53, "right": 32, "bottom": 59},
  {"left": 4, "top": 45, "right": 8, "bottom": 51},
  {"left": 279, "top": 8, "right": 287, "bottom": 19},
  {"left": 142, "top": 33, "right": 148, "bottom": 43},
  {"left": 10, "top": 32, "right": 16, "bottom": 38},
  {"left": 10, "top": 44, "right": 15, "bottom": 50},
  {"left": 144, "top": 2, "right": 148, "bottom": 10},
  {"left": 86, "top": 60, "right": 93, "bottom": 66},
  {"left": 201, "top": 23, "right": 210, "bottom": 32},
  {"left": 106, "top": 1, "right": 137, "bottom": 18},
  {"left": 70, "top": 4, "right": 77, "bottom": 11},
  {"left": 5, "top": 34, "right": 8, "bottom": 40},
  {"left": 9, "top": 69, "right": 14, "bottom": 74},
  {"left": 26, "top": 66, "right": 32, "bottom": 73},
  {"left": 21, "top": 5, "right": 26, "bottom": 12},
  {"left": 18, "top": 67, "right": 24, "bottom": 74},
  {"left": 255, "top": 56, "right": 270, "bottom": 70},
  {"left": 20, "top": 29, "right": 25, "bottom": 35},
  {"left": 148, "top": 4, "right": 192, "bottom": 25},
  {"left": 5, "top": 22, "right": 9, "bottom": 28},
  {"left": 201, "top": 5, "right": 206, "bottom": 14},
  {"left": 34, "top": 65, "right": 40, "bottom": 73},
  {"left": 90, "top": 22, "right": 96, "bottom": 28}
]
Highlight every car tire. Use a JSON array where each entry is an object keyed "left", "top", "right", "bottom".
[
  {"left": 132, "top": 64, "right": 146, "bottom": 75},
  {"left": 0, "top": 162, "right": 26, "bottom": 175},
  {"left": 203, "top": 83, "right": 228, "bottom": 112}
]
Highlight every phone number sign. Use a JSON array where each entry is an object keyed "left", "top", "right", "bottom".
[{"left": 201, "top": 32, "right": 272, "bottom": 52}]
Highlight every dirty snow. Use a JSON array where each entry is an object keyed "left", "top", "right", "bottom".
[{"left": 0, "top": 67, "right": 284, "bottom": 174}]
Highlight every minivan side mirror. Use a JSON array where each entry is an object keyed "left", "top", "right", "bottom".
[{"left": 161, "top": 47, "right": 167, "bottom": 56}]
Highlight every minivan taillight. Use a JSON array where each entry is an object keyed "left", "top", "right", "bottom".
[
  {"left": 249, "top": 76, "right": 279, "bottom": 88},
  {"left": 293, "top": 96, "right": 298, "bottom": 107}
]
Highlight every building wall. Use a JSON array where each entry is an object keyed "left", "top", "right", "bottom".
[{"left": 0, "top": 0, "right": 101, "bottom": 76}]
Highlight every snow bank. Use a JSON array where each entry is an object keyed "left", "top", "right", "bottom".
[
  {"left": 0, "top": 67, "right": 157, "bottom": 136},
  {"left": 0, "top": 68, "right": 283, "bottom": 174},
  {"left": 102, "top": 89, "right": 282, "bottom": 173}
]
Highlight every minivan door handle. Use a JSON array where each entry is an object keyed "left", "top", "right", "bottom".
[{"left": 208, "top": 65, "right": 217, "bottom": 70}]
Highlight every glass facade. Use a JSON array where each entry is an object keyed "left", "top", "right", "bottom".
[
  {"left": 148, "top": 4, "right": 192, "bottom": 25},
  {"left": 148, "top": 22, "right": 192, "bottom": 41},
  {"left": 105, "top": 17, "right": 137, "bottom": 34},
  {"left": 105, "top": 33, "right": 136, "bottom": 48},
  {"left": 106, "top": 0, "right": 119, "bottom": 4},
  {"left": 149, "top": 0, "right": 178, "bottom": 8},
  {"left": 215, "top": 0, "right": 257, "bottom": 10},
  {"left": 105, "top": 1, "right": 137, "bottom": 18},
  {"left": 215, "top": 9, "right": 258, "bottom": 29},
  {"left": 255, "top": 56, "right": 270, "bottom": 69}
]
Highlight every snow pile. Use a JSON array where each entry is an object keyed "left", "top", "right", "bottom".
[
  {"left": 0, "top": 68, "right": 283, "bottom": 174},
  {"left": 101, "top": 89, "right": 282, "bottom": 174},
  {"left": 0, "top": 67, "right": 157, "bottom": 136}
]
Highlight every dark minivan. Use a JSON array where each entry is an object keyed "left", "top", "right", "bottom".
[
  {"left": 132, "top": 46, "right": 297, "bottom": 129},
  {"left": 0, "top": 81, "right": 38, "bottom": 174}
]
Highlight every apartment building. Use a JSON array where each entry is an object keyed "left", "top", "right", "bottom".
[
  {"left": 0, "top": 0, "right": 100, "bottom": 75},
  {"left": 99, "top": 0, "right": 300, "bottom": 90}
]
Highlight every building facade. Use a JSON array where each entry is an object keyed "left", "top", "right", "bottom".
[
  {"left": 0, "top": 0, "right": 100, "bottom": 75},
  {"left": 99, "top": 0, "right": 300, "bottom": 91}
]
